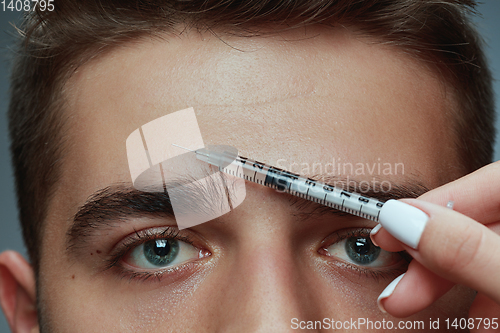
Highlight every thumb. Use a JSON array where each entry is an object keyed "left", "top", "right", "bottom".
[{"left": 378, "top": 199, "right": 500, "bottom": 303}]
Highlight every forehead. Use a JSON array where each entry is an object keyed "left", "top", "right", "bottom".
[{"left": 57, "top": 26, "right": 459, "bottom": 216}]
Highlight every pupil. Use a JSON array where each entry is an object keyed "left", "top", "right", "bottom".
[
  {"left": 153, "top": 239, "right": 170, "bottom": 256},
  {"left": 143, "top": 239, "right": 179, "bottom": 266},
  {"left": 345, "top": 236, "right": 380, "bottom": 265},
  {"left": 355, "top": 238, "right": 369, "bottom": 255}
]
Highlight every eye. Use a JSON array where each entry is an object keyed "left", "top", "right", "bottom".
[
  {"left": 322, "top": 230, "right": 404, "bottom": 268},
  {"left": 104, "top": 227, "right": 212, "bottom": 282},
  {"left": 124, "top": 238, "right": 201, "bottom": 270}
]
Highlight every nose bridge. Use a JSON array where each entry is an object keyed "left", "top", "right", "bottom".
[
  {"left": 217, "top": 241, "right": 318, "bottom": 333},
  {"left": 205, "top": 184, "right": 327, "bottom": 332}
]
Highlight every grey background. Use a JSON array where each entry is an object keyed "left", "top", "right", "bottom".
[
  {"left": 1, "top": 2, "right": 500, "bottom": 332},
  {"left": 0, "top": 9, "right": 21, "bottom": 333}
]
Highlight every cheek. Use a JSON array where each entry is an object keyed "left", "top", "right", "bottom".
[
  {"left": 38, "top": 265, "right": 214, "bottom": 332},
  {"left": 421, "top": 284, "right": 474, "bottom": 317},
  {"left": 311, "top": 263, "right": 473, "bottom": 324},
  {"left": 311, "top": 263, "right": 392, "bottom": 318},
  {"left": 38, "top": 259, "right": 473, "bottom": 331}
]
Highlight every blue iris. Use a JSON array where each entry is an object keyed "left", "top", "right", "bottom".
[{"left": 143, "top": 239, "right": 180, "bottom": 266}]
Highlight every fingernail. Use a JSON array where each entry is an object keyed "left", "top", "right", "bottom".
[
  {"left": 377, "top": 273, "right": 405, "bottom": 313},
  {"left": 379, "top": 199, "right": 428, "bottom": 249},
  {"left": 370, "top": 224, "right": 382, "bottom": 247}
]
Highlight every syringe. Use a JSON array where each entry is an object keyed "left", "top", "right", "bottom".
[{"left": 173, "top": 144, "right": 385, "bottom": 221}]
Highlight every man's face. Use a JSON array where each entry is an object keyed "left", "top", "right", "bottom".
[{"left": 39, "top": 26, "right": 472, "bottom": 331}]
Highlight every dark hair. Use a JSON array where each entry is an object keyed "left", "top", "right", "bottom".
[{"left": 9, "top": 0, "right": 495, "bottom": 273}]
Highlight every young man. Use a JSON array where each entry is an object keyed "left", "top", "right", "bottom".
[{"left": 1, "top": 0, "right": 499, "bottom": 332}]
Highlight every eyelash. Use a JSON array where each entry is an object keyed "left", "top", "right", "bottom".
[
  {"left": 319, "top": 228, "right": 412, "bottom": 281},
  {"left": 104, "top": 227, "right": 202, "bottom": 282}
]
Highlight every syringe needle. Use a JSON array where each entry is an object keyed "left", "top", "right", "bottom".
[
  {"left": 172, "top": 143, "right": 210, "bottom": 157},
  {"left": 172, "top": 143, "right": 195, "bottom": 152}
]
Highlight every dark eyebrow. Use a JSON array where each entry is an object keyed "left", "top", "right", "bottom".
[
  {"left": 66, "top": 172, "right": 235, "bottom": 252},
  {"left": 67, "top": 185, "right": 175, "bottom": 251},
  {"left": 67, "top": 175, "right": 430, "bottom": 252},
  {"left": 287, "top": 175, "right": 430, "bottom": 220}
]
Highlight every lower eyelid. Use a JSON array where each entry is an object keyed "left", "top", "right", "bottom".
[{"left": 113, "top": 260, "right": 202, "bottom": 283}]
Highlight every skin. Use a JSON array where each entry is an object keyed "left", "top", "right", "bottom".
[{"left": 0, "top": 25, "right": 478, "bottom": 332}]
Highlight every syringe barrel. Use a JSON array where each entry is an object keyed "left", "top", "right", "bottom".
[{"left": 196, "top": 149, "right": 385, "bottom": 222}]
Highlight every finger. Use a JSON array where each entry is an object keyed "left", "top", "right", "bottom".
[
  {"left": 373, "top": 162, "right": 500, "bottom": 269},
  {"left": 379, "top": 199, "right": 500, "bottom": 304},
  {"left": 469, "top": 294, "right": 500, "bottom": 333},
  {"left": 371, "top": 214, "right": 500, "bottom": 257},
  {"left": 418, "top": 161, "right": 500, "bottom": 224},
  {"left": 370, "top": 224, "right": 405, "bottom": 252},
  {"left": 378, "top": 260, "right": 455, "bottom": 317}
]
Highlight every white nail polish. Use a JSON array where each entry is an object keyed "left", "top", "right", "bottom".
[
  {"left": 377, "top": 273, "right": 405, "bottom": 313},
  {"left": 370, "top": 223, "right": 382, "bottom": 236},
  {"left": 379, "top": 199, "right": 428, "bottom": 249},
  {"left": 370, "top": 224, "right": 382, "bottom": 246}
]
